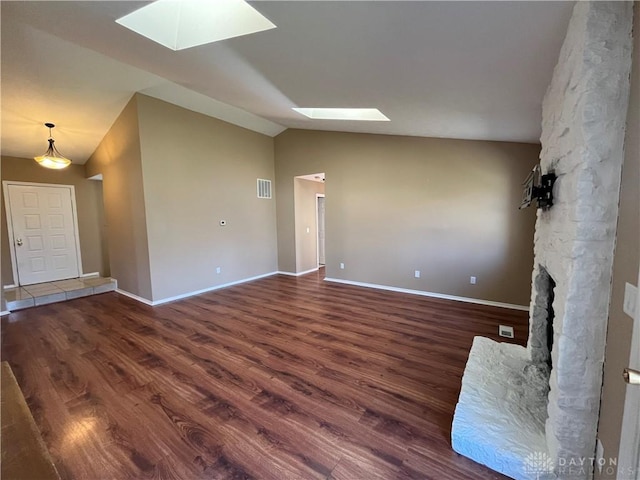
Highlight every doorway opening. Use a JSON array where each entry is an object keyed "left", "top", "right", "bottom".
[
  {"left": 294, "top": 173, "right": 325, "bottom": 276},
  {"left": 316, "top": 193, "right": 325, "bottom": 268}
]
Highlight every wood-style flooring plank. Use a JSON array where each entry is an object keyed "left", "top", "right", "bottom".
[{"left": 2, "top": 269, "right": 528, "bottom": 479}]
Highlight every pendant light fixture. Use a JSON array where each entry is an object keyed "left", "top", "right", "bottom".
[{"left": 34, "top": 123, "right": 72, "bottom": 169}]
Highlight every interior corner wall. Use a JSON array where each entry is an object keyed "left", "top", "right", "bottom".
[
  {"left": 596, "top": 3, "right": 639, "bottom": 477},
  {"left": 85, "top": 95, "right": 153, "bottom": 300},
  {"left": 275, "top": 129, "right": 539, "bottom": 306},
  {"left": 135, "top": 94, "right": 278, "bottom": 302},
  {"left": 1, "top": 156, "right": 108, "bottom": 285},
  {"left": 294, "top": 178, "right": 325, "bottom": 273}
]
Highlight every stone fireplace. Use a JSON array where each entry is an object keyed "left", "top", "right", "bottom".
[{"left": 452, "top": 2, "right": 633, "bottom": 479}]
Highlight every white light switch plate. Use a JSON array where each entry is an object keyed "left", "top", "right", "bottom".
[
  {"left": 624, "top": 282, "right": 637, "bottom": 317},
  {"left": 596, "top": 438, "right": 604, "bottom": 474}
]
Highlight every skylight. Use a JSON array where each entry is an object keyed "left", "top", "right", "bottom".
[
  {"left": 115, "top": 0, "right": 276, "bottom": 51},
  {"left": 292, "top": 108, "right": 390, "bottom": 121}
]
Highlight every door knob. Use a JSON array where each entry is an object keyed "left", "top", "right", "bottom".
[
  {"left": 16, "top": 238, "right": 23, "bottom": 247},
  {"left": 623, "top": 368, "right": 640, "bottom": 385}
]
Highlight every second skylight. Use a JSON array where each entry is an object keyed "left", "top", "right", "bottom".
[{"left": 293, "top": 108, "right": 390, "bottom": 121}]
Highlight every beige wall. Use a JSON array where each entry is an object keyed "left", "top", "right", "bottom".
[
  {"left": 1, "top": 156, "right": 108, "bottom": 285},
  {"left": 294, "top": 178, "right": 325, "bottom": 272},
  {"left": 86, "top": 95, "right": 153, "bottom": 300},
  {"left": 276, "top": 130, "right": 539, "bottom": 306},
  {"left": 596, "top": 4, "right": 639, "bottom": 476},
  {"left": 136, "top": 94, "right": 278, "bottom": 301}
]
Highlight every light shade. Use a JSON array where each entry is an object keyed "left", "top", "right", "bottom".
[
  {"left": 34, "top": 149, "right": 72, "bottom": 169},
  {"left": 116, "top": 0, "right": 276, "bottom": 51},
  {"left": 34, "top": 123, "right": 72, "bottom": 169},
  {"left": 292, "top": 108, "right": 390, "bottom": 121}
]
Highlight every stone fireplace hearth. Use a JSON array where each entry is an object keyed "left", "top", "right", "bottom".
[{"left": 452, "top": 2, "right": 633, "bottom": 479}]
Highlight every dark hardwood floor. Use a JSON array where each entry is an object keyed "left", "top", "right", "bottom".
[{"left": 1, "top": 270, "right": 528, "bottom": 479}]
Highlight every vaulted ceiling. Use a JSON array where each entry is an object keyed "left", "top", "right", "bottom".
[{"left": 1, "top": 1, "right": 574, "bottom": 164}]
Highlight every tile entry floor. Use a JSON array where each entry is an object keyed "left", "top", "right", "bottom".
[{"left": 4, "top": 276, "right": 116, "bottom": 312}]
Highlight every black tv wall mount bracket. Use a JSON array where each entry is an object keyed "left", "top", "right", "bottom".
[{"left": 519, "top": 165, "right": 557, "bottom": 210}]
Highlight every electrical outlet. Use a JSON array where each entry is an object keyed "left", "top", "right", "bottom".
[
  {"left": 624, "top": 282, "right": 637, "bottom": 317},
  {"left": 216, "top": 267, "right": 221, "bottom": 274},
  {"left": 470, "top": 276, "right": 477, "bottom": 285},
  {"left": 499, "top": 325, "right": 514, "bottom": 338},
  {"left": 340, "top": 263, "right": 345, "bottom": 270},
  {"left": 306, "top": 227, "right": 310, "bottom": 233},
  {"left": 414, "top": 270, "right": 421, "bottom": 278}
]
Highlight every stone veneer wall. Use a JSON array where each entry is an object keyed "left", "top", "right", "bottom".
[{"left": 528, "top": 1, "right": 633, "bottom": 475}]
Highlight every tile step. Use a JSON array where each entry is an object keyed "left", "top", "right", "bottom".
[{"left": 6, "top": 279, "right": 116, "bottom": 312}]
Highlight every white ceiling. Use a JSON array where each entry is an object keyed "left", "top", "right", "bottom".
[{"left": 1, "top": 1, "right": 574, "bottom": 164}]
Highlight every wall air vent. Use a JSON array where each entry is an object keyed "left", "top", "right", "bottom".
[
  {"left": 257, "top": 178, "right": 272, "bottom": 199},
  {"left": 499, "top": 325, "right": 515, "bottom": 338}
]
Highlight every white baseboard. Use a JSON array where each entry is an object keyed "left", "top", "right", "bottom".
[
  {"left": 277, "top": 267, "right": 319, "bottom": 277},
  {"left": 323, "top": 277, "right": 529, "bottom": 311},
  {"left": 118, "top": 271, "right": 279, "bottom": 307},
  {"left": 152, "top": 271, "right": 279, "bottom": 305},
  {"left": 3, "top": 284, "right": 16, "bottom": 290},
  {"left": 116, "top": 289, "right": 154, "bottom": 306},
  {"left": 0, "top": 310, "right": 11, "bottom": 317},
  {"left": 277, "top": 271, "right": 297, "bottom": 276}
]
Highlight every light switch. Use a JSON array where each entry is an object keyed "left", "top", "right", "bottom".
[{"left": 624, "top": 282, "right": 637, "bottom": 317}]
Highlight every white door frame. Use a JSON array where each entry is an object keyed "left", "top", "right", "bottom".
[
  {"left": 617, "top": 261, "right": 640, "bottom": 479},
  {"left": 3, "top": 181, "right": 84, "bottom": 286},
  {"left": 316, "top": 193, "right": 325, "bottom": 267}
]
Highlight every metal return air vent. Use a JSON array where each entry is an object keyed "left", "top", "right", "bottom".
[{"left": 257, "top": 179, "right": 272, "bottom": 199}]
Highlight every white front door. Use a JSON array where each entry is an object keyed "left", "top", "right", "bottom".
[
  {"left": 5, "top": 183, "right": 80, "bottom": 285},
  {"left": 618, "top": 265, "right": 640, "bottom": 480}
]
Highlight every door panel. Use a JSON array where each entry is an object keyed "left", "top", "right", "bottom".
[{"left": 7, "top": 184, "right": 80, "bottom": 285}]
